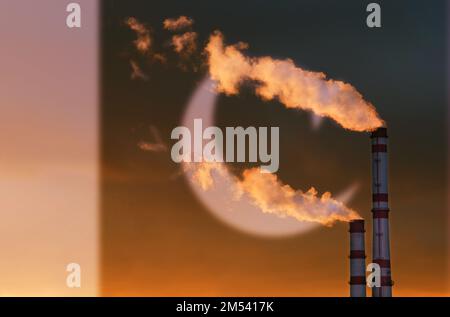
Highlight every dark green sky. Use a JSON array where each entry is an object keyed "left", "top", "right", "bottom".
[{"left": 101, "top": 0, "right": 448, "bottom": 296}]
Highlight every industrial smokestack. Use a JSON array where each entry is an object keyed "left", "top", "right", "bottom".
[
  {"left": 371, "top": 127, "right": 393, "bottom": 297},
  {"left": 349, "top": 219, "right": 366, "bottom": 297}
]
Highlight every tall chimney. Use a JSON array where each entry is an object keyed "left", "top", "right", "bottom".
[
  {"left": 349, "top": 219, "right": 366, "bottom": 297},
  {"left": 371, "top": 127, "right": 393, "bottom": 297}
]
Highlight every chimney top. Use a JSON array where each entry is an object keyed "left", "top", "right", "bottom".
[
  {"left": 349, "top": 219, "right": 365, "bottom": 233},
  {"left": 371, "top": 127, "right": 388, "bottom": 138}
]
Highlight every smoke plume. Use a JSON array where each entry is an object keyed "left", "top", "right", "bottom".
[
  {"left": 205, "top": 31, "right": 384, "bottom": 132},
  {"left": 188, "top": 31, "right": 381, "bottom": 225},
  {"left": 237, "top": 168, "right": 360, "bottom": 226},
  {"left": 186, "top": 162, "right": 360, "bottom": 226},
  {"left": 126, "top": 17, "right": 151, "bottom": 54},
  {"left": 123, "top": 23, "right": 382, "bottom": 226},
  {"left": 185, "top": 162, "right": 227, "bottom": 191},
  {"left": 163, "top": 16, "right": 194, "bottom": 31},
  {"left": 171, "top": 32, "right": 198, "bottom": 55}
]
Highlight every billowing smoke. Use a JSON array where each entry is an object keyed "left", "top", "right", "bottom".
[
  {"left": 205, "top": 31, "right": 384, "bottom": 132},
  {"left": 163, "top": 16, "right": 194, "bottom": 31},
  {"left": 238, "top": 168, "right": 360, "bottom": 226},
  {"left": 171, "top": 32, "right": 197, "bottom": 55},
  {"left": 184, "top": 162, "right": 227, "bottom": 191},
  {"left": 125, "top": 17, "right": 167, "bottom": 79},
  {"left": 185, "top": 31, "right": 380, "bottom": 226},
  {"left": 128, "top": 24, "right": 382, "bottom": 226},
  {"left": 186, "top": 162, "right": 360, "bottom": 226},
  {"left": 126, "top": 17, "right": 151, "bottom": 54}
]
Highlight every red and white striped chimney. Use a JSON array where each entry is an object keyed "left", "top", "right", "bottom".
[
  {"left": 371, "top": 127, "right": 393, "bottom": 297},
  {"left": 349, "top": 219, "right": 366, "bottom": 297}
]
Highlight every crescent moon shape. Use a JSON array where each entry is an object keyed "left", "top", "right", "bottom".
[{"left": 181, "top": 76, "right": 356, "bottom": 238}]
